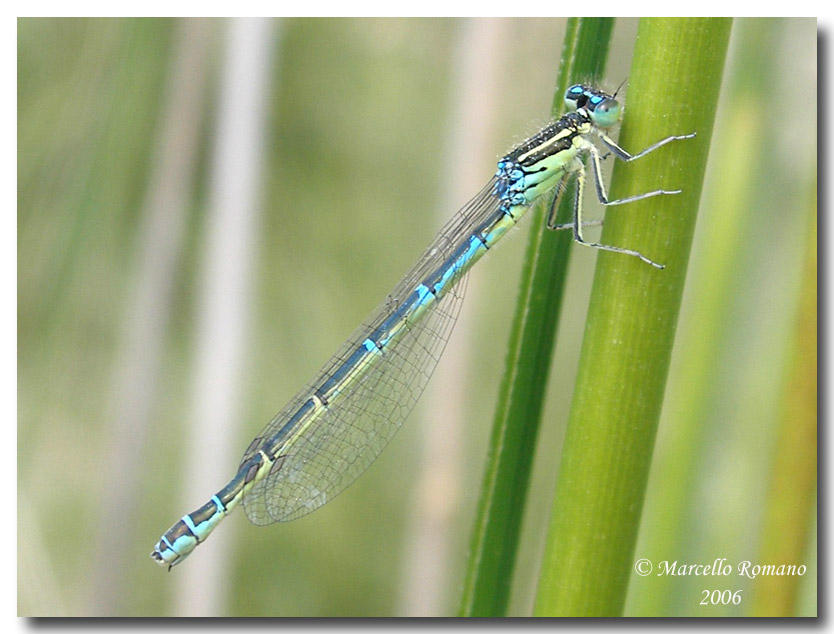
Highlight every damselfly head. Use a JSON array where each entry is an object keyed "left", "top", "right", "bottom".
[{"left": 564, "top": 84, "right": 621, "bottom": 128}]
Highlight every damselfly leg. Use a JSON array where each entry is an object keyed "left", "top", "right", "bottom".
[{"left": 546, "top": 130, "right": 696, "bottom": 269}]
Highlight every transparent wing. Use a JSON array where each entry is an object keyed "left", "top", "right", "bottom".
[{"left": 240, "top": 179, "right": 502, "bottom": 524}]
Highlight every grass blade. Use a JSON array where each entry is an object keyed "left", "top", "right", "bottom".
[{"left": 458, "top": 17, "right": 614, "bottom": 617}]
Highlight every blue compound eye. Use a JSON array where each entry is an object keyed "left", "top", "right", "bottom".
[{"left": 589, "top": 97, "right": 620, "bottom": 127}]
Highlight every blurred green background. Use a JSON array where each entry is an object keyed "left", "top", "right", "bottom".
[{"left": 18, "top": 17, "right": 816, "bottom": 616}]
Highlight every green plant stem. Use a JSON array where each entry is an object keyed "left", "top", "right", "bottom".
[
  {"left": 533, "top": 18, "right": 732, "bottom": 617},
  {"left": 458, "top": 17, "right": 614, "bottom": 617},
  {"left": 626, "top": 18, "right": 784, "bottom": 616}
]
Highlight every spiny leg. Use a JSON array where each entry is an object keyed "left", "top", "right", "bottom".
[
  {"left": 588, "top": 142, "right": 681, "bottom": 207},
  {"left": 546, "top": 173, "right": 605, "bottom": 231},
  {"left": 550, "top": 218, "right": 604, "bottom": 231},
  {"left": 545, "top": 174, "right": 568, "bottom": 230},
  {"left": 597, "top": 130, "right": 696, "bottom": 163},
  {"left": 597, "top": 131, "right": 695, "bottom": 172},
  {"left": 565, "top": 163, "right": 665, "bottom": 269}
]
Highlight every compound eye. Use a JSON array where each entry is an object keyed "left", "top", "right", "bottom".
[{"left": 590, "top": 97, "right": 620, "bottom": 127}]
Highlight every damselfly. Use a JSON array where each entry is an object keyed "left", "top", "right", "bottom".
[{"left": 152, "top": 84, "right": 695, "bottom": 568}]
